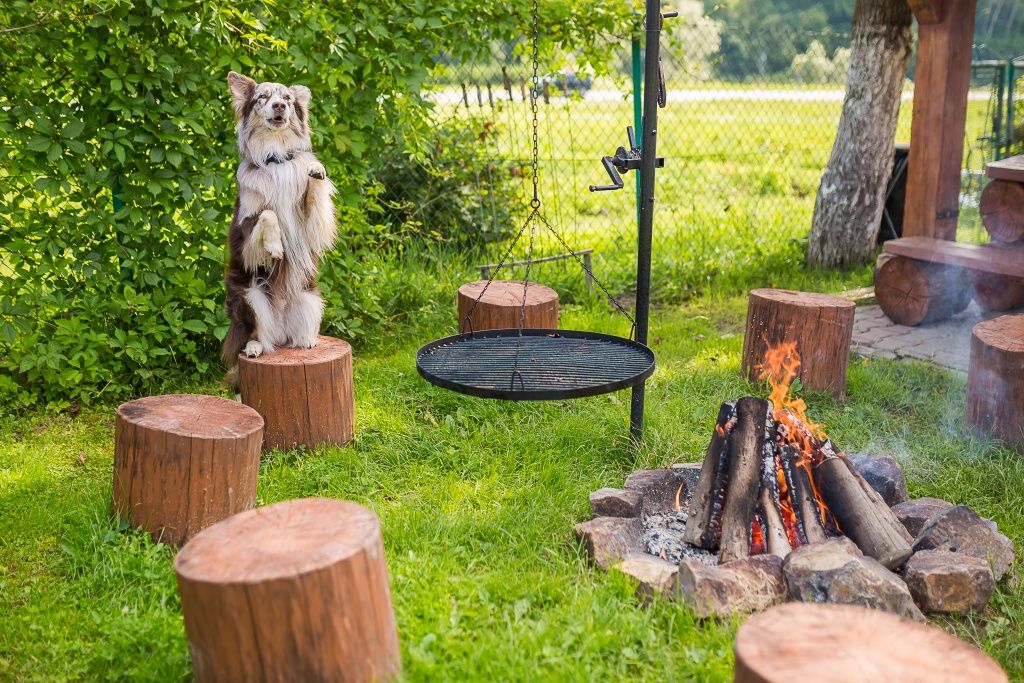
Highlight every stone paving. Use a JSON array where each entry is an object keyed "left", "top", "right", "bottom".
[{"left": 850, "top": 301, "right": 1004, "bottom": 373}]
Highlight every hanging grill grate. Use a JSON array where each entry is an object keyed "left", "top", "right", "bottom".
[{"left": 416, "top": 329, "right": 655, "bottom": 400}]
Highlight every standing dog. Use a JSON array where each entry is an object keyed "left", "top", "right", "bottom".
[{"left": 222, "top": 71, "right": 337, "bottom": 380}]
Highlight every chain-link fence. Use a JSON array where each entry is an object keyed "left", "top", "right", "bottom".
[{"left": 419, "top": 20, "right": 993, "bottom": 301}]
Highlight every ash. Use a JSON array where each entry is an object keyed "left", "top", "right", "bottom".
[{"left": 642, "top": 510, "right": 718, "bottom": 566}]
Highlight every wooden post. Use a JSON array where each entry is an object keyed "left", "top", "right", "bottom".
[
  {"left": 457, "top": 280, "right": 558, "bottom": 332},
  {"left": 238, "top": 336, "right": 354, "bottom": 451},
  {"left": 175, "top": 498, "right": 401, "bottom": 683},
  {"left": 966, "top": 314, "right": 1024, "bottom": 445},
  {"left": 113, "top": 394, "right": 263, "bottom": 545},
  {"left": 733, "top": 603, "right": 1008, "bottom": 683},
  {"left": 741, "top": 289, "right": 855, "bottom": 399},
  {"left": 902, "top": 0, "right": 978, "bottom": 241}
]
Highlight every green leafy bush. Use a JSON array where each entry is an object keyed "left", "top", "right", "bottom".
[{"left": 0, "top": 0, "right": 631, "bottom": 411}]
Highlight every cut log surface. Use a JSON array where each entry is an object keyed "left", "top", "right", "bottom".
[
  {"left": 741, "top": 289, "right": 855, "bottom": 399},
  {"left": 733, "top": 602, "right": 1008, "bottom": 683},
  {"left": 966, "top": 314, "right": 1024, "bottom": 444},
  {"left": 874, "top": 254, "right": 971, "bottom": 326},
  {"left": 980, "top": 180, "right": 1024, "bottom": 243},
  {"left": 238, "top": 335, "right": 354, "bottom": 451},
  {"left": 113, "top": 394, "right": 263, "bottom": 545},
  {"left": 175, "top": 498, "right": 401, "bottom": 683},
  {"left": 971, "top": 271, "right": 1024, "bottom": 312},
  {"left": 457, "top": 280, "right": 558, "bottom": 332},
  {"left": 986, "top": 155, "right": 1024, "bottom": 183},
  {"left": 815, "top": 456, "right": 912, "bottom": 569}
]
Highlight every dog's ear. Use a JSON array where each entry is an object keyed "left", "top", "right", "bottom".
[
  {"left": 289, "top": 84, "right": 312, "bottom": 108},
  {"left": 227, "top": 72, "right": 257, "bottom": 118}
]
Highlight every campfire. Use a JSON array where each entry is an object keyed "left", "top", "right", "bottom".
[{"left": 683, "top": 342, "right": 912, "bottom": 569}]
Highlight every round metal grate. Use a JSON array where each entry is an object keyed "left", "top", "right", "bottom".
[{"left": 416, "top": 329, "right": 655, "bottom": 400}]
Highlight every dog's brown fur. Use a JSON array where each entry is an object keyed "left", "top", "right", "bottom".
[{"left": 222, "top": 72, "right": 337, "bottom": 382}]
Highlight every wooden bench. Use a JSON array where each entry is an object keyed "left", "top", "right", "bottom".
[
  {"left": 876, "top": 237, "right": 1024, "bottom": 324},
  {"left": 985, "top": 154, "right": 1024, "bottom": 183}
]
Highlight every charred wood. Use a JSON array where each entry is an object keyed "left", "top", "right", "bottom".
[
  {"left": 684, "top": 402, "right": 735, "bottom": 549},
  {"left": 719, "top": 397, "right": 771, "bottom": 563},
  {"left": 816, "top": 455, "right": 913, "bottom": 569}
]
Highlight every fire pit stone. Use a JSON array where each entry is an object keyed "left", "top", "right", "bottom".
[
  {"left": 677, "top": 555, "right": 786, "bottom": 618},
  {"left": 783, "top": 538, "right": 924, "bottom": 621},
  {"left": 847, "top": 452, "right": 909, "bottom": 506},
  {"left": 891, "top": 497, "right": 954, "bottom": 537},
  {"left": 574, "top": 516, "right": 643, "bottom": 569},
  {"left": 912, "top": 505, "right": 1015, "bottom": 581},
  {"left": 588, "top": 488, "right": 641, "bottom": 518},
  {"left": 902, "top": 549, "right": 995, "bottom": 613},
  {"left": 618, "top": 552, "right": 679, "bottom": 600}
]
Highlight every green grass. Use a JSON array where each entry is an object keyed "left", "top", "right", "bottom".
[{"left": 3, "top": 293, "right": 1023, "bottom": 681}]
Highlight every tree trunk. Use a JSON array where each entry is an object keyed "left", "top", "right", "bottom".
[{"left": 807, "top": 0, "right": 913, "bottom": 267}]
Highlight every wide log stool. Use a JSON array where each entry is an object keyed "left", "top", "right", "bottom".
[
  {"left": 741, "top": 289, "right": 855, "bottom": 399},
  {"left": 875, "top": 253, "right": 972, "bottom": 325},
  {"left": 175, "top": 498, "right": 401, "bottom": 683},
  {"left": 239, "top": 335, "right": 354, "bottom": 451},
  {"left": 967, "top": 314, "right": 1024, "bottom": 444},
  {"left": 457, "top": 280, "right": 558, "bottom": 332},
  {"left": 113, "top": 394, "right": 263, "bottom": 545},
  {"left": 734, "top": 603, "right": 1008, "bottom": 683}
]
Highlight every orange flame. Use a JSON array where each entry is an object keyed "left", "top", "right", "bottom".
[{"left": 674, "top": 483, "right": 683, "bottom": 513}]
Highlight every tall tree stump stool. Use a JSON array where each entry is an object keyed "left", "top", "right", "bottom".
[
  {"left": 875, "top": 254, "right": 972, "bottom": 325},
  {"left": 734, "top": 603, "right": 1007, "bottom": 683},
  {"left": 967, "top": 314, "right": 1024, "bottom": 445},
  {"left": 741, "top": 289, "right": 855, "bottom": 399},
  {"left": 175, "top": 498, "right": 401, "bottom": 683},
  {"left": 113, "top": 394, "right": 263, "bottom": 545},
  {"left": 238, "top": 336, "right": 354, "bottom": 451},
  {"left": 457, "top": 280, "right": 558, "bottom": 332}
]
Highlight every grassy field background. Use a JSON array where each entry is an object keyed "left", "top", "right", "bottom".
[{"left": 2, "top": 293, "right": 1023, "bottom": 681}]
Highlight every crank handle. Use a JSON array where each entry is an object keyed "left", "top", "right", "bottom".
[{"left": 589, "top": 156, "right": 624, "bottom": 192}]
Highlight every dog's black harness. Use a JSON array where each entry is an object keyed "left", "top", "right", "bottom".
[{"left": 263, "top": 151, "right": 295, "bottom": 165}]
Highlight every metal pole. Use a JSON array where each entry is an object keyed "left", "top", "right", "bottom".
[
  {"left": 629, "top": 0, "right": 663, "bottom": 443},
  {"left": 631, "top": 32, "right": 643, "bottom": 223}
]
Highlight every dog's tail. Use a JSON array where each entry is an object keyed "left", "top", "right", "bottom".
[{"left": 222, "top": 320, "right": 249, "bottom": 391}]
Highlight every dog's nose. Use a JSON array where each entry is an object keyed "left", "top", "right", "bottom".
[{"left": 272, "top": 102, "right": 286, "bottom": 114}]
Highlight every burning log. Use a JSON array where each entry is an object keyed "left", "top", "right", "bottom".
[
  {"left": 758, "top": 488, "right": 792, "bottom": 558},
  {"left": 683, "top": 402, "right": 735, "bottom": 549},
  {"left": 719, "top": 398, "right": 771, "bottom": 563},
  {"left": 790, "top": 454, "right": 830, "bottom": 544},
  {"left": 815, "top": 455, "right": 913, "bottom": 569}
]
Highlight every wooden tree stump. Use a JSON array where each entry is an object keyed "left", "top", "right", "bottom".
[
  {"left": 113, "top": 394, "right": 263, "bottom": 545},
  {"left": 734, "top": 602, "right": 1007, "bottom": 683},
  {"left": 971, "top": 271, "right": 1024, "bottom": 312},
  {"left": 238, "top": 336, "right": 354, "bottom": 451},
  {"left": 875, "top": 254, "right": 971, "bottom": 326},
  {"left": 175, "top": 498, "right": 401, "bottom": 683},
  {"left": 457, "top": 280, "right": 558, "bottom": 332},
  {"left": 980, "top": 180, "right": 1024, "bottom": 243},
  {"left": 741, "top": 289, "right": 855, "bottom": 399},
  {"left": 966, "top": 314, "right": 1024, "bottom": 445}
]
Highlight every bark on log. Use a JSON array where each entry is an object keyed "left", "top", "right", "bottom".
[
  {"left": 457, "top": 280, "right": 558, "bottom": 332},
  {"left": 174, "top": 498, "right": 401, "bottom": 683},
  {"left": 238, "top": 335, "right": 354, "bottom": 451},
  {"left": 684, "top": 402, "right": 735, "bottom": 548},
  {"left": 733, "top": 603, "right": 1009, "bottom": 683},
  {"left": 742, "top": 289, "right": 855, "bottom": 399},
  {"left": 815, "top": 455, "right": 913, "bottom": 569},
  {"left": 980, "top": 180, "right": 1024, "bottom": 243},
  {"left": 113, "top": 394, "right": 263, "bottom": 545},
  {"left": 806, "top": 0, "right": 913, "bottom": 266},
  {"left": 971, "top": 271, "right": 1024, "bottom": 312},
  {"left": 874, "top": 255, "right": 971, "bottom": 326},
  {"left": 791, "top": 459, "right": 829, "bottom": 545},
  {"left": 719, "top": 397, "right": 770, "bottom": 563},
  {"left": 966, "top": 314, "right": 1024, "bottom": 445}
]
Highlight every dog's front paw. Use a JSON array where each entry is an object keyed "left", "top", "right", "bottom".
[
  {"left": 308, "top": 161, "right": 326, "bottom": 180},
  {"left": 243, "top": 340, "right": 264, "bottom": 358},
  {"left": 291, "top": 336, "right": 318, "bottom": 350},
  {"left": 265, "top": 236, "right": 284, "bottom": 260}
]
